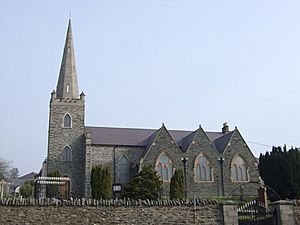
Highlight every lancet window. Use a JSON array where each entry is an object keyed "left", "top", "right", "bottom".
[{"left": 155, "top": 152, "right": 174, "bottom": 182}]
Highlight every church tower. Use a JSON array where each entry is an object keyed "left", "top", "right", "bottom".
[{"left": 47, "top": 20, "right": 85, "bottom": 197}]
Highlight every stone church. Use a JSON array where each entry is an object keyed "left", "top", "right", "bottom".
[{"left": 46, "top": 20, "right": 261, "bottom": 198}]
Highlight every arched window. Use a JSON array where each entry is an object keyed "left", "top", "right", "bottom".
[
  {"left": 119, "top": 155, "right": 129, "bottom": 184},
  {"left": 194, "top": 153, "right": 213, "bottom": 181},
  {"left": 63, "top": 114, "right": 72, "bottom": 128},
  {"left": 155, "top": 152, "right": 174, "bottom": 182},
  {"left": 231, "top": 154, "right": 248, "bottom": 182},
  {"left": 62, "top": 146, "right": 72, "bottom": 161}
]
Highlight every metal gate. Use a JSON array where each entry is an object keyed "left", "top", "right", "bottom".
[{"left": 238, "top": 200, "right": 277, "bottom": 225}]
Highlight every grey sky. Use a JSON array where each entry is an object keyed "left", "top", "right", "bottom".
[{"left": 1, "top": 1, "right": 299, "bottom": 175}]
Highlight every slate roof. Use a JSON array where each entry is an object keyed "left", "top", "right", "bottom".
[
  {"left": 213, "top": 131, "right": 235, "bottom": 153},
  {"left": 19, "top": 172, "right": 37, "bottom": 180},
  {"left": 85, "top": 126, "right": 235, "bottom": 153}
]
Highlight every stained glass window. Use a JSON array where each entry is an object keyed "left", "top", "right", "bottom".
[
  {"left": 194, "top": 154, "right": 213, "bottom": 181},
  {"left": 231, "top": 155, "right": 248, "bottom": 181},
  {"left": 119, "top": 155, "right": 129, "bottom": 184},
  {"left": 155, "top": 152, "right": 174, "bottom": 182}
]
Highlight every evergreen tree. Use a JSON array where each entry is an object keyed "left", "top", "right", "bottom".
[
  {"left": 90, "top": 165, "right": 112, "bottom": 199},
  {"left": 169, "top": 169, "right": 184, "bottom": 199},
  {"left": 20, "top": 180, "right": 34, "bottom": 198},
  {"left": 259, "top": 146, "right": 300, "bottom": 200},
  {"left": 122, "top": 165, "right": 162, "bottom": 200}
]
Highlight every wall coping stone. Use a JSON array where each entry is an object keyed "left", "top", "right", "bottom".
[
  {"left": 222, "top": 200, "right": 238, "bottom": 205},
  {"left": 270, "top": 200, "right": 295, "bottom": 206},
  {"left": 0, "top": 197, "right": 219, "bottom": 207}
]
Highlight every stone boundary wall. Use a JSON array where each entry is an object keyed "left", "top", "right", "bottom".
[
  {"left": 0, "top": 198, "right": 224, "bottom": 225},
  {"left": 0, "top": 197, "right": 219, "bottom": 207},
  {"left": 294, "top": 200, "right": 300, "bottom": 225}
]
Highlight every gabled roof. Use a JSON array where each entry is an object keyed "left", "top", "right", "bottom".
[
  {"left": 86, "top": 126, "right": 157, "bottom": 146},
  {"left": 19, "top": 172, "right": 37, "bottom": 180},
  {"left": 85, "top": 126, "right": 235, "bottom": 153},
  {"left": 180, "top": 130, "right": 197, "bottom": 152},
  {"left": 213, "top": 131, "right": 235, "bottom": 153}
]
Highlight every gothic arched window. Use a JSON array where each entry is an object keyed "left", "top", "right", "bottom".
[
  {"left": 63, "top": 114, "right": 72, "bottom": 128},
  {"left": 62, "top": 146, "right": 72, "bottom": 161},
  {"left": 119, "top": 155, "right": 129, "bottom": 184},
  {"left": 155, "top": 152, "right": 174, "bottom": 182},
  {"left": 231, "top": 154, "right": 248, "bottom": 182},
  {"left": 194, "top": 153, "right": 213, "bottom": 181}
]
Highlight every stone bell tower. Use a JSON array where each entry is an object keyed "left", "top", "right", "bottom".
[{"left": 47, "top": 20, "right": 85, "bottom": 197}]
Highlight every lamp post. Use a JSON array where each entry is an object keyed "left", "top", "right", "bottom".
[
  {"left": 218, "top": 157, "right": 225, "bottom": 196},
  {"left": 181, "top": 157, "right": 188, "bottom": 198}
]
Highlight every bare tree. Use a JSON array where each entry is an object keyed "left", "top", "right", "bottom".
[
  {"left": 0, "top": 157, "right": 11, "bottom": 178},
  {"left": 9, "top": 168, "right": 19, "bottom": 180}
]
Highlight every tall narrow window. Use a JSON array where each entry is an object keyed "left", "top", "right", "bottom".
[
  {"left": 156, "top": 163, "right": 163, "bottom": 178},
  {"left": 231, "top": 154, "right": 248, "bottom": 182},
  {"left": 66, "top": 84, "right": 70, "bottom": 93},
  {"left": 63, "top": 146, "right": 72, "bottom": 161},
  {"left": 119, "top": 155, "right": 129, "bottom": 184},
  {"left": 194, "top": 153, "right": 213, "bottom": 182},
  {"left": 155, "top": 152, "right": 174, "bottom": 182},
  {"left": 63, "top": 114, "right": 72, "bottom": 128}
]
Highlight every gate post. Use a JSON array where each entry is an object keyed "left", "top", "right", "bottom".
[
  {"left": 271, "top": 200, "right": 295, "bottom": 225},
  {"left": 222, "top": 201, "right": 238, "bottom": 225}
]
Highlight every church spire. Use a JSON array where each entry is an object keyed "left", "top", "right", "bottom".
[{"left": 56, "top": 19, "right": 79, "bottom": 99}]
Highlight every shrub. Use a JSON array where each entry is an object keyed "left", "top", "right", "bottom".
[
  {"left": 122, "top": 165, "right": 162, "bottom": 200},
  {"left": 90, "top": 165, "right": 112, "bottom": 199},
  {"left": 170, "top": 169, "right": 185, "bottom": 199}
]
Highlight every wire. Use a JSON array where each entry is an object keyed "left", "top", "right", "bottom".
[{"left": 247, "top": 141, "right": 272, "bottom": 148}]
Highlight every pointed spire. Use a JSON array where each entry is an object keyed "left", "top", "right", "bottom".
[{"left": 56, "top": 19, "right": 79, "bottom": 99}]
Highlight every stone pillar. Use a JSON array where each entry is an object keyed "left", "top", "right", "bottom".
[
  {"left": 271, "top": 200, "right": 295, "bottom": 225},
  {"left": 222, "top": 201, "right": 238, "bottom": 225}
]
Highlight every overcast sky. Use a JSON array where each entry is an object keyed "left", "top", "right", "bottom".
[{"left": 1, "top": 1, "right": 300, "bottom": 175}]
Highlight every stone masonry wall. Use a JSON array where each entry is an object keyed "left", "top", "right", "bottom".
[
  {"left": 294, "top": 201, "right": 300, "bottom": 225},
  {"left": 47, "top": 97, "right": 86, "bottom": 198},
  {"left": 142, "top": 126, "right": 184, "bottom": 196},
  {"left": 185, "top": 127, "right": 221, "bottom": 197},
  {"left": 0, "top": 199, "right": 223, "bottom": 225},
  {"left": 0, "top": 205, "right": 223, "bottom": 225},
  {"left": 222, "top": 129, "right": 261, "bottom": 196},
  {"left": 84, "top": 144, "right": 144, "bottom": 197}
]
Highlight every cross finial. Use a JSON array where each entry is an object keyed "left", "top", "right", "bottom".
[{"left": 69, "top": 11, "right": 72, "bottom": 19}]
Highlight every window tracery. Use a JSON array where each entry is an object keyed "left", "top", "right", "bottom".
[{"left": 155, "top": 152, "right": 174, "bottom": 182}]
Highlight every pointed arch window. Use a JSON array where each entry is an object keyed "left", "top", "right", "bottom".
[
  {"left": 194, "top": 153, "right": 213, "bottom": 182},
  {"left": 119, "top": 155, "right": 129, "bottom": 184},
  {"left": 155, "top": 152, "right": 174, "bottom": 182},
  {"left": 231, "top": 154, "right": 248, "bottom": 182},
  {"left": 63, "top": 114, "right": 72, "bottom": 128},
  {"left": 62, "top": 146, "right": 72, "bottom": 161}
]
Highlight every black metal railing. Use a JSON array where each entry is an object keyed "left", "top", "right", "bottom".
[{"left": 238, "top": 200, "right": 277, "bottom": 225}]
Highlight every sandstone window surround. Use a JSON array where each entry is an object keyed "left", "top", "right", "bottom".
[
  {"left": 155, "top": 151, "right": 174, "bottom": 182},
  {"left": 63, "top": 113, "right": 72, "bottom": 128},
  {"left": 194, "top": 153, "right": 213, "bottom": 182},
  {"left": 231, "top": 154, "right": 249, "bottom": 182},
  {"left": 62, "top": 146, "right": 72, "bottom": 161},
  {"left": 118, "top": 155, "right": 129, "bottom": 184}
]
